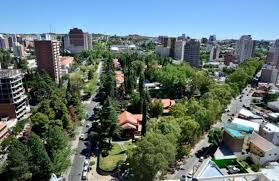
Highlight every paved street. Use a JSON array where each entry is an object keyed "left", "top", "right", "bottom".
[
  {"left": 169, "top": 84, "right": 255, "bottom": 180},
  {"left": 66, "top": 62, "right": 103, "bottom": 181}
]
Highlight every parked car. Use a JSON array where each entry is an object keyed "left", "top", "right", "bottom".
[
  {"left": 79, "top": 134, "right": 85, "bottom": 140},
  {"left": 187, "top": 171, "right": 193, "bottom": 178},
  {"left": 227, "top": 165, "right": 240, "bottom": 174},
  {"left": 82, "top": 170, "right": 87, "bottom": 180},
  {"left": 199, "top": 156, "right": 204, "bottom": 162},
  {"left": 86, "top": 123, "right": 90, "bottom": 128}
]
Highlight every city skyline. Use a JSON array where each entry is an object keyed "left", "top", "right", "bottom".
[{"left": 1, "top": 0, "right": 279, "bottom": 40}]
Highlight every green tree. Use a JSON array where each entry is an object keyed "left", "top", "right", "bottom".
[
  {"left": 30, "top": 112, "right": 50, "bottom": 138},
  {"left": 27, "top": 133, "right": 52, "bottom": 180},
  {"left": 141, "top": 89, "right": 151, "bottom": 136},
  {"left": 150, "top": 99, "right": 163, "bottom": 118},
  {"left": 46, "top": 126, "right": 70, "bottom": 175},
  {"left": 129, "top": 132, "right": 176, "bottom": 181},
  {"left": 0, "top": 49, "right": 12, "bottom": 69},
  {"left": 208, "top": 128, "right": 223, "bottom": 146},
  {"left": 5, "top": 139, "right": 32, "bottom": 181}
]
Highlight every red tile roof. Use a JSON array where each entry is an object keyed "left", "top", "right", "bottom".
[
  {"left": 60, "top": 56, "right": 74, "bottom": 66},
  {"left": 115, "top": 71, "right": 124, "bottom": 88},
  {"left": 118, "top": 111, "right": 143, "bottom": 130},
  {"left": 161, "top": 99, "right": 175, "bottom": 108}
]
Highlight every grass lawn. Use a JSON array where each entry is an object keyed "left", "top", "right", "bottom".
[
  {"left": 124, "top": 142, "right": 136, "bottom": 151},
  {"left": 99, "top": 144, "right": 126, "bottom": 172}
]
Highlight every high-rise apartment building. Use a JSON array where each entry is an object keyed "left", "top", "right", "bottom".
[
  {"left": 209, "top": 45, "right": 220, "bottom": 61},
  {"left": 201, "top": 37, "right": 208, "bottom": 44},
  {"left": 184, "top": 39, "right": 201, "bottom": 68},
  {"left": 0, "top": 35, "right": 9, "bottom": 50},
  {"left": 168, "top": 37, "right": 176, "bottom": 58},
  {"left": 267, "top": 40, "right": 279, "bottom": 68},
  {"left": 34, "top": 40, "right": 60, "bottom": 83},
  {"left": 235, "top": 35, "right": 254, "bottom": 63},
  {"left": 208, "top": 35, "right": 216, "bottom": 44},
  {"left": 64, "top": 28, "right": 92, "bottom": 54},
  {"left": 0, "top": 69, "right": 28, "bottom": 120},
  {"left": 174, "top": 40, "right": 186, "bottom": 60},
  {"left": 158, "top": 36, "right": 169, "bottom": 47},
  {"left": 13, "top": 42, "right": 25, "bottom": 58},
  {"left": 260, "top": 64, "right": 279, "bottom": 84}
]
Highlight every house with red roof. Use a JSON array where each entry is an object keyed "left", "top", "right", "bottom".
[
  {"left": 118, "top": 111, "right": 142, "bottom": 137},
  {"left": 152, "top": 98, "right": 176, "bottom": 114}
]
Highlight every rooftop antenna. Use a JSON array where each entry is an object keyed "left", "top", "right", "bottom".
[{"left": 49, "top": 24, "right": 52, "bottom": 34}]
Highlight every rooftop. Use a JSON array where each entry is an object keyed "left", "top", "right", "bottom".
[
  {"left": 251, "top": 132, "right": 276, "bottom": 152},
  {"left": 225, "top": 128, "right": 243, "bottom": 138},
  {"left": 262, "top": 123, "right": 279, "bottom": 133},
  {"left": 238, "top": 108, "right": 261, "bottom": 119},
  {"left": 60, "top": 56, "right": 74, "bottom": 65},
  {"left": 232, "top": 118, "right": 260, "bottom": 132},
  {"left": 118, "top": 111, "right": 142, "bottom": 130},
  {"left": 0, "top": 69, "right": 21, "bottom": 78}
]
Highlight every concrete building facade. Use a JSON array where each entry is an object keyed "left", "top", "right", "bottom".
[
  {"left": 0, "top": 69, "right": 28, "bottom": 120},
  {"left": 250, "top": 132, "right": 279, "bottom": 165},
  {"left": 267, "top": 40, "right": 279, "bottom": 68},
  {"left": 174, "top": 40, "right": 186, "bottom": 60},
  {"left": 260, "top": 64, "right": 279, "bottom": 84},
  {"left": 34, "top": 40, "right": 61, "bottom": 84},
  {"left": 64, "top": 28, "right": 92, "bottom": 54},
  {"left": 13, "top": 42, "right": 25, "bottom": 58},
  {"left": 155, "top": 45, "right": 170, "bottom": 57},
  {"left": 184, "top": 39, "right": 201, "bottom": 68},
  {"left": 168, "top": 37, "right": 176, "bottom": 58},
  {"left": 0, "top": 35, "right": 9, "bottom": 50},
  {"left": 259, "top": 123, "right": 279, "bottom": 146},
  {"left": 235, "top": 35, "right": 254, "bottom": 63},
  {"left": 209, "top": 45, "right": 220, "bottom": 61}
]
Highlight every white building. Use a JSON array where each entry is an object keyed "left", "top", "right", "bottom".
[
  {"left": 174, "top": 40, "right": 185, "bottom": 60},
  {"left": 13, "top": 42, "right": 25, "bottom": 58},
  {"left": 209, "top": 45, "right": 220, "bottom": 61},
  {"left": 232, "top": 118, "right": 260, "bottom": 132},
  {"left": 235, "top": 35, "right": 254, "bottom": 63},
  {"left": 267, "top": 101, "right": 279, "bottom": 111},
  {"left": 238, "top": 108, "right": 262, "bottom": 120},
  {"left": 0, "top": 34, "right": 9, "bottom": 50},
  {"left": 250, "top": 132, "right": 279, "bottom": 165},
  {"left": 259, "top": 123, "right": 279, "bottom": 146},
  {"left": 155, "top": 45, "right": 170, "bottom": 57}
]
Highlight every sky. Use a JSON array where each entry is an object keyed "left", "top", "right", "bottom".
[{"left": 1, "top": 0, "right": 279, "bottom": 40}]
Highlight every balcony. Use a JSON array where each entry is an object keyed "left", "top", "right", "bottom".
[
  {"left": 11, "top": 81, "right": 23, "bottom": 89},
  {"left": 16, "top": 104, "right": 26, "bottom": 114},
  {"left": 12, "top": 86, "right": 24, "bottom": 94},
  {"left": 13, "top": 91, "right": 24, "bottom": 100},
  {"left": 17, "top": 109, "right": 27, "bottom": 119},
  {"left": 13, "top": 95, "right": 27, "bottom": 104},
  {"left": 10, "top": 77, "right": 22, "bottom": 84}
]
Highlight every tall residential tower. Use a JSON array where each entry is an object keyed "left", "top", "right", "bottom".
[{"left": 34, "top": 40, "right": 60, "bottom": 83}]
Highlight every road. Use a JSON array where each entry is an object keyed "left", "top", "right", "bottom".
[
  {"left": 169, "top": 84, "right": 254, "bottom": 180},
  {"left": 67, "top": 62, "right": 103, "bottom": 181}
]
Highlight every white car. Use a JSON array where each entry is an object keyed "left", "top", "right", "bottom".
[
  {"left": 187, "top": 171, "right": 193, "bottom": 178},
  {"left": 86, "top": 123, "right": 90, "bottom": 128},
  {"left": 199, "top": 156, "right": 204, "bottom": 162},
  {"left": 79, "top": 134, "right": 85, "bottom": 140}
]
